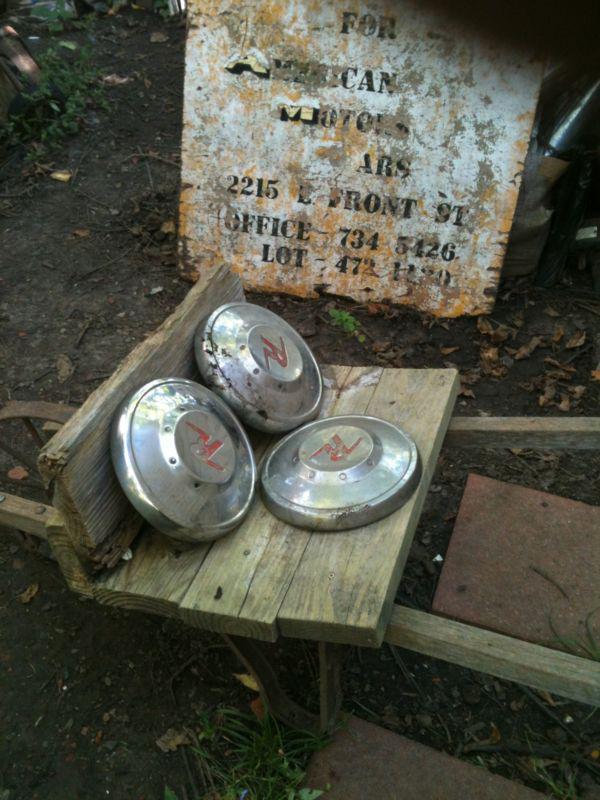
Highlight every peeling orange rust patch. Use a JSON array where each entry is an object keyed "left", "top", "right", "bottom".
[{"left": 180, "top": 0, "right": 544, "bottom": 316}]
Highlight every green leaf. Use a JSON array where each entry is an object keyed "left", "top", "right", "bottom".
[
  {"left": 58, "top": 40, "right": 78, "bottom": 50},
  {"left": 297, "top": 789, "right": 323, "bottom": 799},
  {"left": 164, "top": 788, "right": 179, "bottom": 800}
]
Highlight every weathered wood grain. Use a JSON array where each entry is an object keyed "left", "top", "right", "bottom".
[
  {"left": 278, "top": 368, "right": 458, "bottom": 647},
  {"left": 45, "top": 509, "right": 94, "bottom": 597},
  {"left": 94, "top": 529, "right": 212, "bottom": 618},
  {"left": 90, "top": 367, "right": 457, "bottom": 649},
  {"left": 0, "top": 492, "right": 50, "bottom": 538},
  {"left": 385, "top": 605, "right": 600, "bottom": 707},
  {"left": 179, "top": 366, "right": 368, "bottom": 640},
  {"left": 445, "top": 416, "right": 600, "bottom": 450},
  {"left": 38, "top": 266, "right": 244, "bottom": 558}
]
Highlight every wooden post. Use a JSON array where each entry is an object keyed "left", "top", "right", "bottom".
[{"left": 318, "top": 642, "right": 344, "bottom": 733}]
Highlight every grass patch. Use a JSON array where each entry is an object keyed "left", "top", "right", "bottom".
[
  {"left": 327, "top": 308, "right": 366, "bottom": 343},
  {"left": 549, "top": 608, "right": 600, "bottom": 661},
  {"left": 527, "top": 758, "right": 579, "bottom": 800},
  {"left": 166, "top": 707, "right": 327, "bottom": 800},
  {"left": 1, "top": 40, "right": 104, "bottom": 160}
]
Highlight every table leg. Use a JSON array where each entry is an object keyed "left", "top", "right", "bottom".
[
  {"left": 318, "top": 641, "right": 345, "bottom": 733},
  {"left": 223, "top": 634, "right": 320, "bottom": 732}
]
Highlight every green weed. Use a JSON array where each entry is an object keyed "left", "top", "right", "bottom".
[
  {"left": 154, "top": 0, "right": 173, "bottom": 19},
  {"left": 1, "top": 42, "right": 105, "bottom": 159},
  {"left": 328, "top": 308, "right": 366, "bottom": 343},
  {"left": 527, "top": 758, "right": 579, "bottom": 800},
  {"left": 32, "top": 0, "right": 75, "bottom": 33},
  {"left": 190, "top": 707, "right": 326, "bottom": 800},
  {"left": 549, "top": 608, "right": 600, "bottom": 661}
]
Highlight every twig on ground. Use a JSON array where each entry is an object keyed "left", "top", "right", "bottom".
[
  {"left": 76, "top": 246, "right": 136, "bottom": 280},
  {"left": 387, "top": 644, "right": 428, "bottom": 704},
  {"left": 138, "top": 146, "right": 155, "bottom": 190},
  {"left": 521, "top": 685, "right": 582, "bottom": 743},
  {"left": 124, "top": 151, "right": 180, "bottom": 167},
  {"left": 563, "top": 343, "right": 593, "bottom": 365},
  {"left": 75, "top": 318, "right": 93, "bottom": 348}
]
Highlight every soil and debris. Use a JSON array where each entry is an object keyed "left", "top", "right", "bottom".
[{"left": 0, "top": 10, "right": 599, "bottom": 800}]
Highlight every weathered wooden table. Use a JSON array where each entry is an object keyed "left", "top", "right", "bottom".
[{"left": 2, "top": 266, "right": 599, "bottom": 730}]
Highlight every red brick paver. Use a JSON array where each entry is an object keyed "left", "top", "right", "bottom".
[
  {"left": 304, "top": 717, "right": 544, "bottom": 799},
  {"left": 433, "top": 473, "right": 600, "bottom": 651}
]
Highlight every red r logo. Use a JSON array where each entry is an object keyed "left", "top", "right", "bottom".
[
  {"left": 310, "top": 433, "right": 363, "bottom": 462},
  {"left": 185, "top": 421, "right": 225, "bottom": 472},
  {"left": 261, "top": 335, "right": 288, "bottom": 371}
]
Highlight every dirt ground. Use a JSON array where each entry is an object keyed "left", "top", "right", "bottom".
[{"left": 1, "top": 10, "right": 600, "bottom": 800}]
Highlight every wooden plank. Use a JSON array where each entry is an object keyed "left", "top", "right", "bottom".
[
  {"left": 445, "top": 416, "right": 600, "bottom": 450},
  {"left": 385, "top": 605, "right": 600, "bottom": 707},
  {"left": 38, "top": 266, "right": 244, "bottom": 557},
  {"left": 278, "top": 369, "right": 459, "bottom": 647},
  {"left": 45, "top": 510, "right": 94, "bottom": 598},
  {"left": 179, "top": 366, "right": 380, "bottom": 640},
  {"left": 94, "top": 529, "right": 212, "bottom": 618},
  {"left": 0, "top": 492, "right": 50, "bottom": 538}
]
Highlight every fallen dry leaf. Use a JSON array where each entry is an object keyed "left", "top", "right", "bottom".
[
  {"left": 249, "top": 696, "right": 265, "bottom": 721},
  {"left": 480, "top": 344, "right": 500, "bottom": 363},
  {"left": 233, "top": 672, "right": 260, "bottom": 692},
  {"left": 56, "top": 353, "right": 74, "bottom": 384},
  {"left": 538, "top": 381, "right": 557, "bottom": 407},
  {"left": 479, "top": 345, "right": 507, "bottom": 378},
  {"left": 160, "top": 219, "right": 176, "bottom": 235},
  {"left": 477, "top": 317, "right": 494, "bottom": 336},
  {"left": 490, "top": 325, "right": 510, "bottom": 343},
  {"left": 18, "top": 583, "right": 39, "bottom": 604},
  {"left": 592, "top": 370, "right": 600, "bottom": 382},
  {"left": 155, "top": 728, "right": 190, "bottom": 753},
  {"left": 372, "top": 340, "right": 391, "bottom": 354},
  {"left": 546, "top": 368, "right": 574, "bottom": 381},
  {"left": 459, "top": 386, "right": 475, "bottom": 399},
  {"left": 552, "top": 324, "right": 565, "bottom": 344},
  {"left": 477, "top": 316, "right": 511, "bottom": 343},
  {"left": 569, "top": 385, "right": 586, "bottom": 400},
  {"left": 544, "top": 357, "right": 576, "bottom": 373},
  {"left": 510, "top": 335, "right": 543, "bottom": 360},
  {"left": 102, "top": 73, "right": 131, "bottom": 86},
  {"left": 544, "top": 306, "right": 560, "bottom": 317},
  {"left": 150, "top": 31, "right": 169, "bottom": 43},
  {"left": 440, "top": 346, "right": 459, "bottom": 355},
  {"left": 72, "top": 228, "right": 90, "bottom": 238},
  {"left": 8, "top": 465, "right": 29, "bottom": 481},
  {"left": 557, "top": 394, "right": 571, "bottom": 412},
  {"left": 519, "top": 381, "right": 535, "bottom": 392},
  {"left": 366, "top": 302, "right": 388, "bottom": 316},
  {"left": 460, "top": 368, "right": 481, "bottom": 386},
  {"left": 50, "top": 170, "right": 72, "bottom": 183},
  {"left": 565, "top": 330, "right": 586, "bottom": 349}
]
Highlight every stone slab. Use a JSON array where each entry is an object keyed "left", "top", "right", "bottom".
[
  {"left": 304, "top": 717, "right": 543, "bottom": 799},
  {"left": 433, "top": 473, "right": 600, "bottom": 653}
]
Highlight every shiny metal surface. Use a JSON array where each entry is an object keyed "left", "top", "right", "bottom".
[
  {"left": 195, "top": 302, "right": 322, "bottom": 433},
  {"left": 261, "top": 415, "right": 421, "bottom": 531},
  {"left": 111, "top": 378, "right": 256, "bottom": 542}
]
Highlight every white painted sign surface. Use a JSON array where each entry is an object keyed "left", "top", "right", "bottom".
[{"left": 179, "top": 0, "right": 543, "bottom": 316}]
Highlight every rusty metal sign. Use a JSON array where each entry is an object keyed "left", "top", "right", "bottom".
[{"left": 179, "top": 0, "right": 544, "bottom": 316}]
